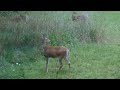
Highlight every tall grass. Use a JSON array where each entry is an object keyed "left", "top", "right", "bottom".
[
  {"left": 0, "top": 11, "right": 112, "bottom": 79},
  {"left": 0, "top": 12, "right": 106, "bottom": 63}
]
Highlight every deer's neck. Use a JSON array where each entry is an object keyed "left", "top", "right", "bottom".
[{"left": 43, "top": 43, "right": 49, "bottom": 49}]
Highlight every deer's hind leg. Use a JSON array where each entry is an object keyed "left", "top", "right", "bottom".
[{"left": 59, "top": 58, "right": 63, "bottom": 71}]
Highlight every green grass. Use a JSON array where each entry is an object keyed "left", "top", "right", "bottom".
[
  {"left": 0, "top": 11, "right": 120, "bottom": 79},
  {"left": 1, "top": 43, "right": 120, "bottom": 79}
]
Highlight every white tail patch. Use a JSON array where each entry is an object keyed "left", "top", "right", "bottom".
[{"left": 64, "top": 49, "right": 70, "bottom": 64}]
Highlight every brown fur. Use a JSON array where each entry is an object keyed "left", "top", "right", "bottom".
[
  {"left": 42, "top": 37, "right": 70, "bottom": 72},
  {"left": 43, "top": 46, "right": 67, "bottom": 58}
]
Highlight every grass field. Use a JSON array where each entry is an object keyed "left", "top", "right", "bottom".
[{"left": 0, "top": 11, "right": 120, "bottom": 79}]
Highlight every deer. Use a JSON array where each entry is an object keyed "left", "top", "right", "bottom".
[{"left": 42, "top": 37, "right": 70, "bottom": 73}]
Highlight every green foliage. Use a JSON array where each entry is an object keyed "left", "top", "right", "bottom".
[
  {"left": 0, "top": 11, "right": 31, "bottom": 17},
  {"left": 0, "top": 11, "right": 120, "bottom": 79},
  {"left": 1, "top": 43, "right": 120, "bottom": 79}
]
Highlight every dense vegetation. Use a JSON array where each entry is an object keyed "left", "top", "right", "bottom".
[{"left": 0, "top": 11, "right": 120, "bottom": 79}]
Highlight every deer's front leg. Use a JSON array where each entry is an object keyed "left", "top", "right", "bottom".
[{"left": 46, "top": 57, "right": 49, "bottom": 73}]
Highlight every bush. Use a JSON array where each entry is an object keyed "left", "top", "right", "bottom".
[
  {"left": 0, "top": 12, "right": 106, "bottom": 48},
  {"left": 0, "top": 11, "right": 30, "bottom": 17},
  {"left": 0, "top": 11, "right": 106, "bottom": 64}
]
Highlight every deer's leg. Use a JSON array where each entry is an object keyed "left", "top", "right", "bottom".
[
  {"left": 64, "top": 55, "right": 70, "bottom": 70},
  {"left": 59, "top": 58, "right": 63, "bottom": 71},
  {"left": 64, "top": 58, "right": 70, "bottom": 70},
  {"left": 46, "top": 57, "right": 49, "bottom": 73}
]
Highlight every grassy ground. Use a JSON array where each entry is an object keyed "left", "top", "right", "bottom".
[
  {"left": 1, "top": 43, "right": 120, "bottom": 79},
  {"left": 0, "top": 11, "right": 120, "bottom": 79}
]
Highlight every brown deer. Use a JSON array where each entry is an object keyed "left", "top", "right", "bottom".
[{"left": 42, "top": 37, "right": 70, "bottom": 73}]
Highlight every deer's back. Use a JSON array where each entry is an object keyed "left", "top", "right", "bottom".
[{"left": 43, "top": 46, "right": 67, "bottom": 58}]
